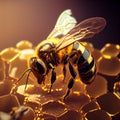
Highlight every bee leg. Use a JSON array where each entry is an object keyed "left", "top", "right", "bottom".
[
  {"left": 63, "top": 65, "right": 66, "bottom": 81},
  {"left": 62, "top": 54, "right": 69, "bottom": 81},
  {"left": 49, "top": 63, "right": 56, "bottom": 93},
  {"left": 62, "top": 78, "right": 74, "bottom": 100},
  {"left": 62, "top": 62, "right": 77, "bottom": 100},
  {"left": 69, "top": 62, "right": 77, "bottom": 79}
]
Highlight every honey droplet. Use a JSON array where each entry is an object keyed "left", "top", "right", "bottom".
[
  {"left": 97, "top": 56, "right": 120, "bottom": 76},
  {"left": 101, "top": 43, "right": 120, "bottom": 58},
  {"left": 16, "top": 40, "right": 33, "bottom": 50},
  {"left": 0, "top": 47, "right": 20, "bottom": 63}
]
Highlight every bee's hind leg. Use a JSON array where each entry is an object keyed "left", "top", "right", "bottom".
[
  {"left": 48, "top": 63, "right": 56, "bottom": 93},
  {"left": 62, "top": 62, "right": 77, "bottom": 100},
  {"left": 62, "top": 78, "right": 74, "bottom": 100}
]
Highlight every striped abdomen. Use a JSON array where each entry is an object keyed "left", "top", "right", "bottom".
[{"left": 73, "top": 42, "right": 96, "bottom": 84}]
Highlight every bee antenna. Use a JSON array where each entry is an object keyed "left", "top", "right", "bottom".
[
  {"left": 24, "top": 70, "right": 32, "bottom": 90},
  {"left": 15, "top": 68, "right": 32, "bottom": 84}
]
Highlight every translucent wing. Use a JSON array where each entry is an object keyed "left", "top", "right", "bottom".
[
  {"left": 47, "top": 9, "right": 77, "bottom": 39},
  {"left": 56, "top": 17, "right": 106, "bottom": 51}
]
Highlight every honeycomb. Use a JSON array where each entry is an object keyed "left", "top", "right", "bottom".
[{"left": 0, "top": 40, "right": 120, "bottom": 120}]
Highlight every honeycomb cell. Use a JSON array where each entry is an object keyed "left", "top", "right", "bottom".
[
  {"left": 24, "top": 96, "right": 41, "bottom": 110},
  {"left": 8, "top": 57, "right": 28, "bottom": 81},
  {"left": 97, "top": 93, "right": 120, "bottom": 115},
  {"left": 81, "top": 100, "right": 100, "bottom": 114},
  {"left": 97, "top": 56, "right": 120, "bottom": 76},
  {"left": 64, "top": 93, "right": 90, "bottom": 110},
  {"left": 0, "top": 94, "right": 20, "bottom": 113},
  {"left": 85, "top": 110, "right": 111, "bottom": 120},
  {"left": 8, "top": 49, "right": 35, "bottom": 84},
  {"left": 86, "top": 75, "right": 108, "bottom": 98},
  {"left": 16, "top": 40, "right": 33, "bottom": 50},
  {"left": 16, "top": 84, "right": 53, "bottom": 104},
  {"left": 72, "top": 79, "right": 86, "bottom": 94},
  {"left": 101, "top": 43, "right": 120, "bottom": 58},
  {"left": 57, "top": 110, "right": 83, "bottom": 120},
  {"left": 113, "top": 81, "right": 120, "bottom": 98},
  {"left": 39, "top": 113, "right": 56, "bottom": 120},
  {"left": 42, "top": 100, "right": 66, "bottom": 116},
  {"left": 0, "top": 79, "right": 13, "bottom": 96},
  {"left": 0, "top": 47, "right": 20, "bottom": 63}
]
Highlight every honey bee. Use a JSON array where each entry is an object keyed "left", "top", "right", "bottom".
[{"left": 16, "top": 9, "right": 106, "bottom": 99}]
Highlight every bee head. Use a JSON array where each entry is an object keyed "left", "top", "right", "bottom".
[{"left": 30, "top": 57, "right": 47, "bottom": 84}]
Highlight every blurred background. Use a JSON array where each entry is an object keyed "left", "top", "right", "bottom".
[{"left": 0, "top": 0, "right": 120, "bottom": 51}]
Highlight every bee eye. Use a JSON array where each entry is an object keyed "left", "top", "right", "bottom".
[{"left": 36, "top": 61, "right": 45, "bottom": 74}]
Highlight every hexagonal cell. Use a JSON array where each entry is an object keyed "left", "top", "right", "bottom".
[
  {"left": 39, "top": 113, "right": 56, "bottom": 120},
  {"left": 64, "top": 93, "right": 90, "bottom": 110},
  {"left": 97, "top": 93, "right": 120, "bottom": 115},
  {"left": 0, "top": 79, "right": 13, "bottom": 96},
  {"left": 0, "top": 47, "right": 20, "bottom": 63},
  {"left": 8, "top": 49, "right": 35, "bottom": 84},
  {"left": 85, "top": 110, "right": 112, "bottom": 120},
  {"left": 16, "top": 84, "right": 54, "bottom": 105},
  {"left": 16, "top": 40, "right": 33, "bottom": 50},
  {"left": 8, "top": 57, "right": 28, "bottom": 81},
  {"left": 0, "top": 94, "right": 20, "bottom": 113},
  {"left": 86, "top": 75, "right": 108, "bottom": 98},
  {"left": 97, "top": 56, "right": 120, "bottom": 76},
  {"left": 57, "top": 109, "right": 83, "bottom": 120},
  {"left": 42, "top": 100, "right": 66, "bottom": 116},
  {"left": 101, "top": 43, "right": 120, "bottom": 58},
  {"left": 71, "top": 79, "right": 86, "bottom": 95},
  {"left": 81, "top": 100, "right": 100, "bottom": 114}
]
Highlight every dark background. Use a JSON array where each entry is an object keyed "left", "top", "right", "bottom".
[{"left": 0, "top": 0, "right": 120, "bottom": 51}]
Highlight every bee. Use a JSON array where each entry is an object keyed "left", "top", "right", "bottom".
[{"left": 16, "top": 9, "right": 106, "bottom": 99}]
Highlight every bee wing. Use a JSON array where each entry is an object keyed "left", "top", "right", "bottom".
[
  {"left": 56, "top": 17, "right": 106, "bottom": 51},
  {"left": 47, "top": 9, "right": 77, "bottom": 39}
]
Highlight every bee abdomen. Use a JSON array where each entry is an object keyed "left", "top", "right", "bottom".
[{"left": 77, "top": 48, "right": 96, "bottom": 84}]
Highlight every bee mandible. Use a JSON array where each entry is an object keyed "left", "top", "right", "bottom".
[{"left": 16, "top": 9, "right": 106, "bottom": 99}]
